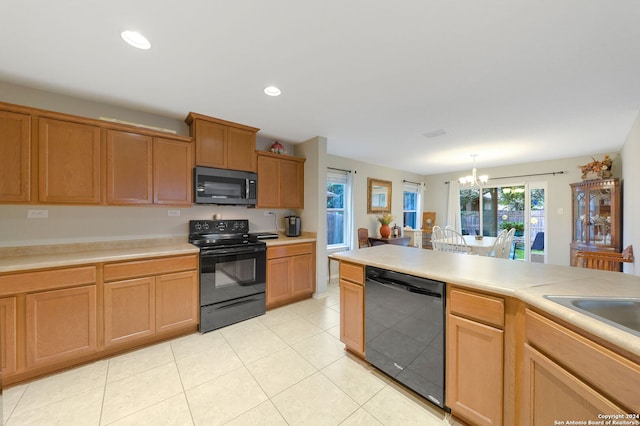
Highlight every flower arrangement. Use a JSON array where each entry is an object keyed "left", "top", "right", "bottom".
[
  {"left": 377, "top": 213, "right": 394, "bottom": 225},
  {"left": 579, "top": 155, "right": 612, "bottom": 180}
]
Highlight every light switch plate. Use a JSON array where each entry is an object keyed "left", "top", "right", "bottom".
[{"left": 168, "top": 209, "right": 181, "bottom": 217}]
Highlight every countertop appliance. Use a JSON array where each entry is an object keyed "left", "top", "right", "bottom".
[
  {"left": 365, "top": 266, "right": 448, "bottom": 411},
  {"left": 194, "top": 166, "right": 257, "bottom": 206},
  {"left": 285, "top": 216, "right": 301, "bottom": 237},
  {"left": 189, "top": 219, "right": 266, "bottom": 332}
]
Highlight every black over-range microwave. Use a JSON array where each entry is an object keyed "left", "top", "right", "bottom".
[{"left": 194, "top": 166, "right": 257, "bottom": 206}]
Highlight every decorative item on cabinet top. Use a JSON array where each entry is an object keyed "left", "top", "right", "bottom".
[
  {"left": 579, "top": 155, "right": 613, "bottom": 180},
  {"left": 270, "top": 141, "right": 286, "bottom": 154}
]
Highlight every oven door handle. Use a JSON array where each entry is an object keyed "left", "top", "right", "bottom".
[{"left": 201, "top": 246, "right": 265, "bottom": 256}]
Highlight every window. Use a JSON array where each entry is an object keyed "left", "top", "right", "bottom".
[
  {"left": 327, "top": 169, "right": 352, "bottom": 249},
  {"left": 403, "top": 182, "right": 422, "bottom": 229}
]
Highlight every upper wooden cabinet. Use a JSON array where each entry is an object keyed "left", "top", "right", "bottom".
[
  {"left": 0, "top": 101, "right": 193, "bottom": 206},
  {"left": 570, "top": 179, "right": 621, "bottom": 266},
  {"left": 185, "top": 112, "right": 259, "bottom": 172},
  {"left": 153, "top": 137, "right": 193, "bottom": 205},
  {"left": 257, "top": 151, "right": 305, "bottom": 209},
  {"left": 107, "top": 132, "right": 192, "bottom": 206},
  {"left": 39, "top": 118, "right": 102, "bottom": 204},
  {"left": 0, "top": 110, "right": 31, "bottom": 202},
  {"left": 106, "top": 130, "right": 153, "bottom": 204}
]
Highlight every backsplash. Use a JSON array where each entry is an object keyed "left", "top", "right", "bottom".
[{"left": 0, "top": 205, "right": 296, "bottom": 247}]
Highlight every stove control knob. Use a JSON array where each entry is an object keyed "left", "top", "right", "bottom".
[
  {"left": 194, "top": 223, "right": 202, "bottom": 230},
  {"left": 203, "top": 223, "right": 210, "bottom": 230}
]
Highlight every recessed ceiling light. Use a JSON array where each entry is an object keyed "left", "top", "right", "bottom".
[
  {"left": 264, "top": 86, "right": 281, "bottom": 96},
  {"left": 121, "top": 30, "right": 151, "bottom": 50}
]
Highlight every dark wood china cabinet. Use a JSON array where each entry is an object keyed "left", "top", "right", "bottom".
[{"left": 570, "top": 178, "right": 621, "bottom": 267}]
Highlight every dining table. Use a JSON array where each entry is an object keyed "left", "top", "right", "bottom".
[{"left": 462, "top": 235, "right": 498, "bottom": 256}]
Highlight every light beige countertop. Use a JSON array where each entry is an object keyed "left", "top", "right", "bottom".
[
  {"left": 0, "top": 232, "right": 318, "bottom": 273},
  {"left": 330, "top": 245, "right": 640, "bottom": 355},
  {"left": 263, "top": 232, "right": 317, "bottom": 247},
  {"left": 0, "top": 237, "right": 199, "bottom": 274}
]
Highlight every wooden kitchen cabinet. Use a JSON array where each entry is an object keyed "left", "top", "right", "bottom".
[
  {"left": 107, "top": 131, "right": 192, "bottom": 206},
  {"left": 38, "top": 117, "right": 102, "bottom": 204},
  {"left": 0, "top": 297, "right": 17, "bottom": 375},
  {"left": 104, "top": 277, "right": 156, "bottom": 347},
  {"left": 103, "top": 255, "right": 198, "bottom": 347},
  {"left": 446, "top": 287, "right": 504, "bottom": 426},
  {"left": 26, "top": 285, "right": 97, "bottom": 368},
  {"left": 266, "top": 242, "right": 315, "bottom": 309},
  {"left": 153, "top": 137, "right": 193, "bottom": 205},
  {"left": 257, "top": 151, "right": 305, "bottom": 209},
  {"left": 339, "top": 261, "right": 365, "bottom": 357},
  {"left": 156, "top": 270, "right": 200, "bottom": 333},
  {"left": 185, "top": 112, "right": 259, "bottom": 172},
  {"left": 0, "top": 109, "right": 31, "bottom": 202},
  {"left": 106, "top": 130, "right": 153, "bottom": 204},
  {"left": 522, "top": 308, "right": 640, "bottom": 423}
]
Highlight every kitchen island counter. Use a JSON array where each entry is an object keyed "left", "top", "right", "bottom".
[{"left": 330, "top": 244, "right": 640, "bottom": 356}]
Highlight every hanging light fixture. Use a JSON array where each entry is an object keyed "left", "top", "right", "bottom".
[{"left": 458, "top": 154, "right": 488, "bottom": 188}]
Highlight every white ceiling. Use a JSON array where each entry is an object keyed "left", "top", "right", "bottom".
[{"left": 1, "top": 1, "right": 639, "bottom": 175}]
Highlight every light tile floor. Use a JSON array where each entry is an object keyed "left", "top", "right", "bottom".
[{"left": 2, "top": 282, "right": 461, "bottom": 426}]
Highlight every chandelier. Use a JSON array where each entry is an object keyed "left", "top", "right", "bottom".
[{"left": 458, "top": 154, "right": 488, "bottom": 188}]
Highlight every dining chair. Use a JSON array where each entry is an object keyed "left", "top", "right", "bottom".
[
  {"left": 495, "top": 228, "right": 515, "bottom": 259},
  {"left": 486, "top": 229, "right": 507, "bottom": 257},
  {"left": 357, "top": 228, "right": 371, "bottom": 248},
  {"left": 431, "top": 225, "right": 442, "bottom": 250},
  {"left": 436, "top": 227, "right": 471, "bottom": 254}
]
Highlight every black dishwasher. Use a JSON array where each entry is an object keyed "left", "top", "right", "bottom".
[{"left": 365, "top": 266, "right": 447, "bottom": 410}]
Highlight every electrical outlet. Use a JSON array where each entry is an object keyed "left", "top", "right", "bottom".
[
  {"left": 27, "top": 209, "right": 48, "bottom": 219},
  {"left": 167, "top": 209, "right": 181, "bottom": 217}
]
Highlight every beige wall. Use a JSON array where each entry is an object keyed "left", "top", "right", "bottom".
[
  {"left": 295, "top": 137, "right": 328, "bottom": 295},
  {"left": 622, "top": 113, "right": 640, "bottom": 275},
  {"left": 423, "top": 153, "right": 622, "bottom": 266},
  {"left": 326, "top": 154, "right": 426, "bottom": 279}
]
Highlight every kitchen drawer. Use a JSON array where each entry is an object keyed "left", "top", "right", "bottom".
[
  {"left": 267, "top": 242, "right": 314, "bottom": 259},
  {"left": 340, "top": 261, "right": 364, "bottom": 285},
  {"left": 449, "top": 287, "right": 504, "bottom": 328},
  {"left": 0, "top": 266, "right": 96, "bottom": 296},
  {"left": 525, "top": 308, "right": 640, "bottom": 411},
  {"left": 104, "top": 255, "right": 197, "bottom": 282}
]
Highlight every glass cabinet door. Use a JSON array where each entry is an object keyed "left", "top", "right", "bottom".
[
  {"left": 590, "top": 188, "right": 612, "bottom": 246},
  {"left": 573, "top": 188, "right": 587, "bottom": 244}
]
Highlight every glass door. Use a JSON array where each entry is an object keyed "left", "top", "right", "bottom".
[
  {"left": 459, "top": 182, "right": 546, "bottom": 262},
  {"left": 529, "top": 184, "right": 546, "bottom": 263}
]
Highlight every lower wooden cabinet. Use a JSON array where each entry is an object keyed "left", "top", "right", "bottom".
[
  {"left": 446, "top": 287, "right": 505, "bottom": 426},
  {"left": 104, "top": 277, "right": 156, "bottom": 347},
  {"left": 338, "top": 261, "right": 365, "bottom": 357},
  {"left": 266, "top": 242, "right": 315, "bottom": 309},
  {"left": 339, "top": 278, "right": 364, "bottom": 356},
  {"left": 26, "top": 285, "right": 97, "bottom": 368},
  {"left": 522, "top": 308, "right": 640, "bottom": 423},
  {"left": 156, "top": 271, "right": 199, "bottom": 333},
  {"left": 104, "top": 257, "right": 198, "bottom": 347},
  {"left": 522, "top": 343, "right": 625, "bottom": 424},
  {"left": 0, "top": 254, "right": 198, "bottom": 386},
  {"left": 0, "top": 297, "right": 17, "bottom": 375}
]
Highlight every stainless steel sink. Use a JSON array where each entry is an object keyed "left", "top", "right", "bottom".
[{"left": 544, "top": 296, "right": 640, "bottom": 337}]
